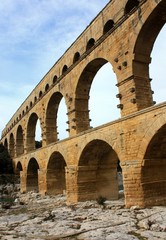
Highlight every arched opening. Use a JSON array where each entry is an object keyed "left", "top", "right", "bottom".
[
  {"left": 15, "top": 161, "right": 23, "bottom": 176},
  {"left": 142, "top": 124, "right": 166, "bottom": 206},
  {"left": 30, "top": 101, "right": 33, "bottom": 108},
  {"left": 35, "top": 119, "right": 42, "bottom": 149},
  {"left": 89, "top": 62, "right": 120, "bottom": 128},
  {"left": 103, "top": 20, "right": 114, "bottom": 34},
  {"left": 73, "top": 52, "right": 80, "bottom": 64},
  {"left": 34, "top": 96, "right": 37, "bottom": 103},
  {"left": 26, "top": 158, "right": 39, "bottom": 192},
  {"left": 86, "top": 38, "right": 95, "bottom": 51},
  {"left": 45, "top": 92, "right": 68, "bottom": 144},
  {"left": 46, "top": 152, "right": 66, "bottom": 195},
  {"left": 45, "top": 83, "right": 49, "bottom": 92},
  {"left": 39, "top": 91, "right": 42, "bottom": 98},
  {"left": 53, "top": 75, "right": 58, "bottom": 84},
  {"left": 133, "top": 1, "right": 166, "bottom": 109},
  {"left": 57, "top": 98, "right": 68, "bottom": 140},
  {"left": 4, "top": 138, "right": 8, "bottom": 150},
  {"left": 62, "top": 65, "right": 68, "bottom": 75},
  {"left": 150, "top": 24, "right": 166, "bottom": 104},
  {"left": 16, "top": 125, "right": 24, "bottom": 156},
  {"left": 9, "top": 133, "right": 15, "bottom": 158},
  {"left": 125, "top": 0, "right": 139, "bottom": 15},
  {"left": 75, "top": 58, "right": 120, "bottom": 133},
  {"left": 26, "top": 113, "right": 42, "bottom": 152},
  {"left": 77, "top": 140, "right": 123, "bottom": 201}
]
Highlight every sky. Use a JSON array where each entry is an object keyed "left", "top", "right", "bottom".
[{"left": 0, "top": 0, "right": 166, "bottom": 140}]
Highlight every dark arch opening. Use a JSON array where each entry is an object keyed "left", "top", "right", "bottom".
[
  {"left": 9, "top": 133, "right": 15, "bottom": 158},
  {"left": 45, "top": 84, "right": 49, "bottom": 92},
  {"left": 125, "top": 0, "right": 139, "bottom": 15},
  {"left": 30, "top": 101, "right": 33, "bottom": 108},
  {"left": 4, "top": 138, "right": 8, "bottom": 149},
  {"left": 103, "top": 20, "right": 114, "bottom": 34},
  {"left": 16, "top": 161, "right": 23, "bottom": 176},
  {"left": 46, "top": 152, "right": 66, "bottom": 195},
  {"left": 16, "top": 125, "right": 24, "bottom": 156},
  {"left": 27, "top": 158, "right": 39, "bottom": 192},
  {"left": 26, "top": 113, "right": 42, "bottom": 152},
  {"left": 34, "top": 96, "right": 37, "bottom": 103},
  {"left": 142, "top": 124, "right": 166, "bottom": 206},
  {"left": 39, "top": 91, "right": 42, "bottom": 98},
  {"left": 86, "top": 38, "right": 95, "bottom": 51},
  {"left": 73, "top": 52, "right": 80, "bottom": 64},
  {"left": 53, "top": 75, "right": 58, "bottom": 84},
  {"left": 78, "top": 140, "right": 123, "bottom": 201},
  {"left": 62, "top": 65, "right": 68, "bottom": 75}
]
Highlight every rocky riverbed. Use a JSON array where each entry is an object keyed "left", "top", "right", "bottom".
[{"left": 0, "top": 182, "right": 166, "bottom": 240}]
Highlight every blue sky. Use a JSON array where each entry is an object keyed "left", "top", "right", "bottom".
[{"left": 0, "top": 0, "right": 166, "bottom": 139}]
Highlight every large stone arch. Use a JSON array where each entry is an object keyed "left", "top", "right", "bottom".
[
  {"left": 46, "top": 151, "right": 66, "bottom": 195},
  {"left": 75, "top": 58, "right": 118, "bottom": 133},
  {"left": 77, "top": 139, "right": 120, "bottom": 201},
  {"left": 16, "top": 125, "right": 24, "bottom": 157},
  {"left": 45, "top": 92, "right": 68, "bottom": 145},
  {"left": 26, "top": 112, "right": 42, "bottom": 152},
  {"left": 26, "top": 158, "right": 40, "bottom": 192},
  {"left": 132, "top": 0, "right": 166, "bottom": 108},
  {"left": 15, "top": 161, "right": 23, "bottom": 176},
  {"left": 141, "top": 122, "right": 166, "bottom": 206}
]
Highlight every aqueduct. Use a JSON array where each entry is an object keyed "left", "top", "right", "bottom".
[{"left": 1, "top": 0, "right": 166, "bottom": 207}]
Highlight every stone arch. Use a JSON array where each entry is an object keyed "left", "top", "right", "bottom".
[
  {"left": 16, "top": 125, "right": 24, "bottom": 156},
  {"left": 26, "top": 158, "right": 39, "bottom": 192},
  {"left": 53, "top": 75, "right": 58, "bottom": 84},
  {"left": 141, "top": 123, "right": 166, "bottom": 206},
  {"left": 9, "top": 133, "right": 15, "bottom": 158},
  {"left": 86, "top": 38, "right": 95, "bottom": 51},
  {"left": 73, "top": 52, "right": 80, "bottom": 64},
  {"left": 4, "top": 138, "right": 8, "bottom": 149},
  {"left": 46, "top": 151, "right": 66, "bottom": 195},
  {"left": 103, "top": 19, "right": 114, "bottom": 34},
  {"left": 125, "top": 0, "right": 139, "bottom": 15},
  {"left": 77, "top": 139, "right": 120, "bottom": 201},
  {"left": 26, "top": 113, "right": 42, "bottom": 152},
  {"left": 45, "top": 92, "right": 66, "bottom": 144},
  {"left": 45, "top": 83, "right": 49, "bottom": 92},
  {"left": 75, "top": 58, "right": 118, "bottom": 133},
  {"left": 15, "top": 161, "right": 23, "bottom": 176},
  {"left": 62, "top": 65, "right": 68, "bottom": 74},
  {"left": 130, "top": 1, "right": 166, "bottom": 110},
  {"left": 39, "top": 91, "right": 43, "bottom": 98}
]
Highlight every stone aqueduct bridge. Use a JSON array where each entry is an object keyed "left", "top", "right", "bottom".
[{"left": 1, "top": 0, "right": 166, "bottom": 207}]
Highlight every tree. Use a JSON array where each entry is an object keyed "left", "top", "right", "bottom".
[{"left": 0, "top": 143, "right": 13, "bottom": 174}]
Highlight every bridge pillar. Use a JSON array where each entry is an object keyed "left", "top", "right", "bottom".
[
  {"left": 118, "top": 75, "right": 153, "bottom": 116},
  {"left": 20, "top": 171, "right": 27, "bottom": 193},
  {"left": 65, "top": 166, "right": 78, "bottom": 204},
  {"left": 122, "top": 161, "right": 144, "bottom": 208},
  {"left": 38, "top": 169, "right": 47, "bottom": 195}
]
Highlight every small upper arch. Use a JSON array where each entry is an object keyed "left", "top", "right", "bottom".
[
  {"left": 103, "top": 19, "right": 114, "bottom": 34},
  {"left": 62, "top": 65, "right": 68, "bottom": 75},
  {"left": 86, "top": 38, "right": 95, "bottom": 51},
  {"left": 73, "top": 52, "right": 80, "bottom": 64},
  {"left": 125, "top": 0, "right": 139, "bottom": 15}
]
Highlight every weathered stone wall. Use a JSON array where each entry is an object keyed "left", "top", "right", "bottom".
[{"left": 1, "top": 0, "right": 166, "bottom": 207}]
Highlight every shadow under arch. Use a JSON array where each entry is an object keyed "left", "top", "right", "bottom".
[
  {"left": 26, "top": 158, "right": 39, "bottom": 192},
  {"left": 77, "top": 139, "right": 123, "bottom": 202},
  {"left": 9, "top": 133, "right": 15, "bottom": 158},
  {"left": 46, "top": 151, "right": 67, "bottom": 195},
  {"left": 16, "top": 125, "right": 24, "bottom": 157},
  {"left": 75, "top": 58, "right": 119, "bottom": 133},
  {"left": 141, "top": 123, "right": 166, "bottom": 206},
  {"left": 15, "top": 161, "right": 23, "bottom": 176}
]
